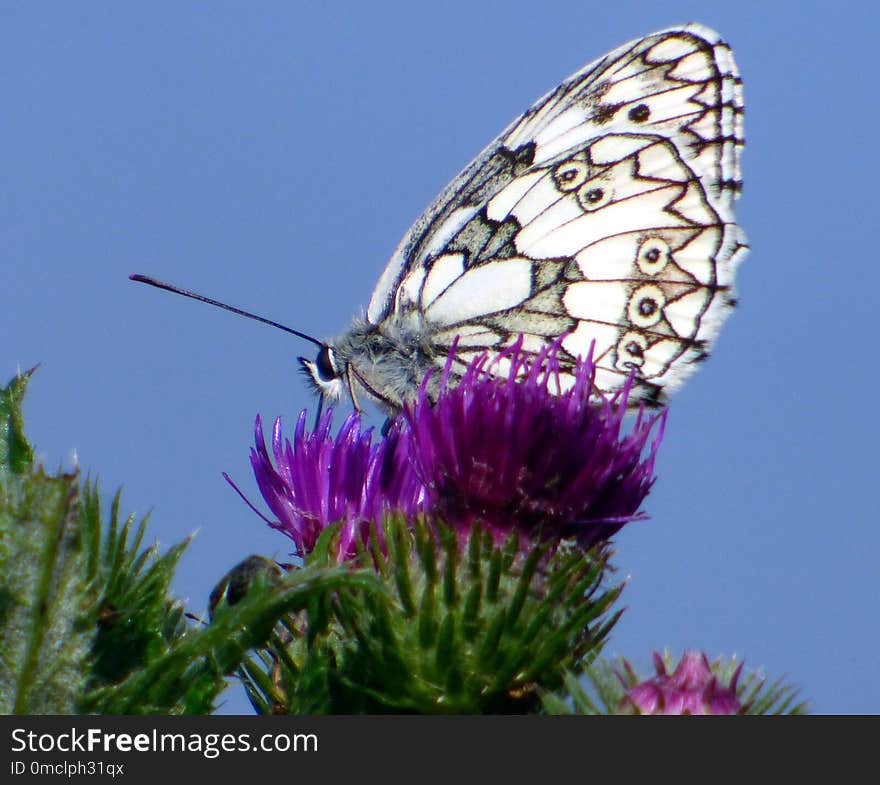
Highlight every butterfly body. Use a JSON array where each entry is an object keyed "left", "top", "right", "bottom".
[
  {"left": 300, "top": 23, "right": 746, "bottom": 414},
  {"left": 325, "top": 317, "right": 440, "bottom": 413}
]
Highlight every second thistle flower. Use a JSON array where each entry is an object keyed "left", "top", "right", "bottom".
[
  {"left": 248, "top": 411, "right": 423, "bottom": 560},
  {"left": 404, "top": 339, "right": 665, "bottom": 549}
]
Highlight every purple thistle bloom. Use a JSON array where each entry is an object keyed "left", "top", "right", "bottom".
[
  {"left": 234, "top": 336, "right": 664, "bottom": 560},
  {"left": 238, "top": 410, "right": 424, "bottom": 561},
  {"left": 622, "top": 651, "right": 743, "bottom": 715},
  {"left": 403, "top": 338, "right": 665, "bottom": 549}
]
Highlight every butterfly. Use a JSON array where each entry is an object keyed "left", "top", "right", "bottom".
[
  {"left": 297, "top": 23, "right": 746, "bottom": 415},
  {"left": 134, "top": 24, "right": 745, "bottom": 417}
]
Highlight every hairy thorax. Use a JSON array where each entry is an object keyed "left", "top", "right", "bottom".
[{"left": 333, "top": 314, "right": 441, "bottom": 412}]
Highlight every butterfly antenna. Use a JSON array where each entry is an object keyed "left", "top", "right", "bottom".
[{"left": 129, "top": 274, "right": 325, "bottom": 349}]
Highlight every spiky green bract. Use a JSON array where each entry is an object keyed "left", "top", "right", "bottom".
[
  {"left": 0, "top": 367, "right": 35, "bottom": 474},
  {"left": 76, "top": 481, "right": 206, "bottom": 713},
  {"left": 90, "top": 556, "right": 377, "bottom": 714},
  {"left": 0, "top": 371, "right": 387, "bottom": 714},
  {"left": 543, "top": 651, "right": 808, "bottom": 715},
  {"left": 78, "top": 487, "right": 378, "bottom": 713},
  {"left": 0, "top": 370, "right": 92, "bottom": 713},
  {"left": 0, "top": 373, "right": 238, "bottom": 713},
  {"left": 0, "top": 371, "right": 204, "bottom": 713},
  {"left": 78, "top": 480, "right": 379, "bottom": 713},
  {"left": 0, "top": 462, "right": 90, "bottom": 713},
  {"left": 238, "top": 517, "right": 622, "bottom": 714}
]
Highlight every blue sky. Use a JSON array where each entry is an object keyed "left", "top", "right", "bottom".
[{"left": 5, "top": 1, "right": 878, "bottom": 714}]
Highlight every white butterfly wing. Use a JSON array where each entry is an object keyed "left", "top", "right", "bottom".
[{"left": 366, "top": 24, "right": 746, "bottom": 405}]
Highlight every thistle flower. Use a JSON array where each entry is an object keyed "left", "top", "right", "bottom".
[
  {"left": 403, "top": 338, "right": 665, "bottom": 549},
  {"left": 622, "top": 651, "right": 743, "bottom": 715},
  {"left": 232, "top": 410, "right": 423, "bottom": 561},
  {"left": 236, "top": 338, "right": 664, "bottom": 560}
]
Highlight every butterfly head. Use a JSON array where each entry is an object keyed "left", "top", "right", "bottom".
[
  {"left": 299, "top": 318, "right": 443, "bottom": 417},
  {"left": 299, "top": 344, "right": 347, "bottom": 407}
]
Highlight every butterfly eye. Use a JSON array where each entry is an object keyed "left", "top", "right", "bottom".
[
  {"left": 577, "top": 181, "right": 614, "bottom": 211},
  {"left": 315, "top": 346, "right": 339, "bottom": 381},
  {"left": 637, "top": 237, "right": 672, "bottom": 275},
  {"left": 553, "top": 159, "right": 589, "bottom": 192}
]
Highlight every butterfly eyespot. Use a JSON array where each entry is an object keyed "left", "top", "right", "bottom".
[
  {"left": 552, "top": 160, "right": 589, "bottom": 192},
  {"left": 627, "top": 284, "right": 665, "bottom": 328},
  {"left": 577, "top": 182, "right": 613, "bottom": 211},
  {"left": 616, "top": 331, "right": 648, "bottom": 369},
  {"left": 315, "top": 346, "right": 339, "bottom": 381},
  {"left": 636, "top": 238, "right": 672, "bottom": 276},
  {"left": 628, "top": 103, "right": 650, "bottom": 122}
]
